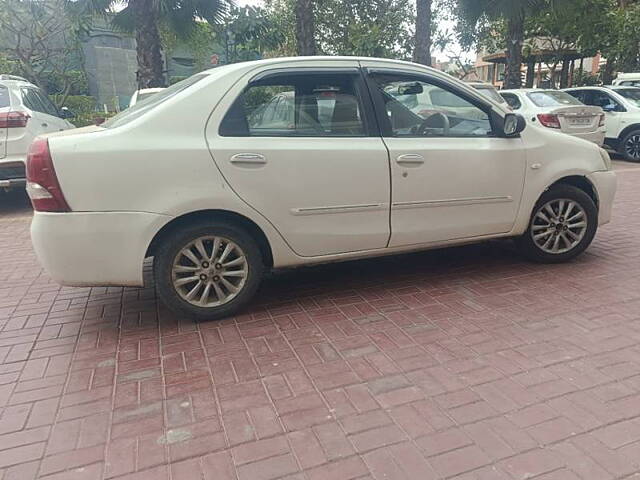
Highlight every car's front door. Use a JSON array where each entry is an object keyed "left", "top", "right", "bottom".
[
  {"left": 207, "top": 68, "right": 391, "bottom": 257},
  {"left": 363, "top": 67, "right": 527, "bottom": 247}
]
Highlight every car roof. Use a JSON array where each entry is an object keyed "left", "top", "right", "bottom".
[
  {"left": 0, "top": 78, "right": 38, "bottom": 89},
  {"left": 200, "top": 56, "right": 443, "bottom": 77}
]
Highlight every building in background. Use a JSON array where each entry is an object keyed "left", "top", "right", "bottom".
[{"left": 474, "top": 39, "right": 605, "bottom": 89}]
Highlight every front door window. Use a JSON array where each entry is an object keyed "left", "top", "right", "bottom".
[{"left": 369, "top": 74, "right": 493, "bottom": 137}]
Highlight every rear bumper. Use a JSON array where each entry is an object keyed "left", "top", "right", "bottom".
[
  {"left": 0, "top": 159, "right": 26, "bottom": 190},
  {"left": 31, "top": 211, "right": 171, "bottom": 287},
  {"left": 589, "top": 170, "right": 617, "bottom": 226},
  {"left": 571, "top": 129, "right": 606, "bottom": 146}
]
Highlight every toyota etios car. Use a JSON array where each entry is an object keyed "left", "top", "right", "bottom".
[{"left": 28, "top": 57, "right": 617, "bottom": 320}]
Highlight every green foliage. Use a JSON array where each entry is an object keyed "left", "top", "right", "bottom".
[
  {"left": 52, "top": 94, "right": 98, "bottom": 126},
  {"left": 215, "top": 6, "right": 284, "bottom": 64},
  {"left": 264, "top": 0, "right": 414, "bottom": 58},
  {"left": 0, "top": 0, "right": 87, "bottom": 104},
  {"left": 573, "top": 69, "right": 600, "bottom": 86}
]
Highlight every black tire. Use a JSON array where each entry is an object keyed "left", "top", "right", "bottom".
[
  {"left": 515, "top": 184, "right": 598, "bottom": 264},
  {"left": 153, "top": 220, "right": 265, "bottom": 321},
  {"left": 619, "top": 129, "right": 640, "bottom": 162}
]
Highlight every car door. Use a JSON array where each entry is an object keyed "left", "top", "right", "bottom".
[
  {"left": 207, "top": 68, "right": 391, "bottom": 258},
  {"left": 363, "top": 67, "right": 526, "bottom": 248},
  {"left": 568, "top": 89, "right": 622, "bottom": 138}
]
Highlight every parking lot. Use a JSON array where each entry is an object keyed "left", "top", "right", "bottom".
[{"left": 1, "top": 160, "right": 640, "bottom": 480}]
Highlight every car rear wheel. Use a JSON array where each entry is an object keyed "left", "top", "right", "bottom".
[
  {"left": 620, "top": 129, "right": 640, "bottom": 162},
  {"left": 516, "top": 184, "right": 598, "bottom": 263},
  {"left": 154, "top": 221, "right": 264, "bottom": 321}
]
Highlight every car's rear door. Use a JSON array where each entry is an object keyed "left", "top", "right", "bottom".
[{"left": 206, "top": 67, "right": 391, "bottom": 258}]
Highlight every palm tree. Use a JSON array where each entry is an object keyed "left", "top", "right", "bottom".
[
  {"left": 72, "top": 0, "right": 230, "bottom": 88},
  {"left": 295, "top": 0, "right": 316, "bottom": 55},
  {"left": 457, "top": 0, "right": 567, "bottom": 89},
  {"left": 414, "top": 0, "right": 432, "bottom": 66}
]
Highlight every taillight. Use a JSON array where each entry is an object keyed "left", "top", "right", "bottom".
[
  {"left": 598, "top": 113, "right": 606, "bottom": 127},
  {"left": 0, "top": 111, "right": 30, "bottom": 128},
  {"left": 26, "top": 138, "right": 71, "bottom": 212},
  {"left": 537, "top": 113, "right": 561, "bottom": 129}
]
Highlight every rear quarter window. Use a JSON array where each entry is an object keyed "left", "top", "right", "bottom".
[{"left": 0, "top": 86, "right": 9, "bottom": 108}]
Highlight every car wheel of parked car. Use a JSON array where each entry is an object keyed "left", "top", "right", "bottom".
[
  {"left": 154, "top": 221, "right": 265, "bottom": 321},
  {"left": 516, "top": 185, "right": 598, "bottom": 263},
  {"left": 620, "top": 129, "right": 640, "bottom": 162}
]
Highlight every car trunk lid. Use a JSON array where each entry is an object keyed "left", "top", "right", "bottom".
[{"left": 552, "top": 106, "right": 602, "bottom": 134}]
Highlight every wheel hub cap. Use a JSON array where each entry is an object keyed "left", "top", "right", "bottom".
[
  {"left": 171, "top": 236, "right": 248, "bottom": 307},
  {"left": 531, "top": 199, "right": 588, "bottom": 254}
]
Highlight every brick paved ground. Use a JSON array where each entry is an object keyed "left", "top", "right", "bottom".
[{"left": 1, "top": 160, "right": 640, "bottom": 480}]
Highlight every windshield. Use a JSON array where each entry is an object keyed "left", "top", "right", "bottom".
[
  {"left": 527, "top": 91, "right": 582, "bottom": 108},
  {"left": 615, "top": 88, "right": 640, "bottom": 107},
  {"left": 474, "top": 86, "right": 505, "bottom": 104},
  {"left": 104, "top": 74, "right": 207, "bottom": 129}
]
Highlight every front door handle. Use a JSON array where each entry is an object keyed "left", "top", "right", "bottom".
[
  {"left": 396, "top": 154, "right": 425, "bottom": 166},
  {"left": 230, "top": 153, "right": 267, "bottom": 166}
]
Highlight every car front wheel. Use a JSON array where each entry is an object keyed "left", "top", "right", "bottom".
[
  {"left": 620, "top": 129, "right": 640, "bottom": 162},
  {"left": 154, "top": 221, "right": 264, "bottom": 321},
  {"left": 516, "top": 184, "right": 598, "bottom": 263}
]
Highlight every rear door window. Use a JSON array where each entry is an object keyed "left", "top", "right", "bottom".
[
  {"left": 0, "top": 86, "right": 9, "bottom": 108},
  {"left": 221, "top": 72, "right": 367, "bottom": 137},
  {"left": 22, "top": 88, "right": 48, "bottom": 113}
]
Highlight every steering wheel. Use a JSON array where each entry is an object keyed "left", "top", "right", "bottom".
[{"left": 417, "top": 112, "right": 450, "bottom": 136}]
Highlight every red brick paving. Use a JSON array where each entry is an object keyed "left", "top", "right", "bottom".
[{"left": 1, "top": 161, "right": 640, "bottom": 479}]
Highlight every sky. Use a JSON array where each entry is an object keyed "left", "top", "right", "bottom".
[{"left": 234, "top": 0, "right": 468, "bottom": 63}]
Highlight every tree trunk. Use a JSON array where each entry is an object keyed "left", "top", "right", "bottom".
[
  {"left": 504, "top": 10, "right": 525, "bottom": 89},
  {"left": 603, "top": 57, "right": 616, "bottom": 84},
  {"left": 560, "top": 57, "right": 570, "bottom": 88},
  {"left": 295, "top": 0, "right": 316, "bottom": 56},
  {"left": 525, "top": 58, "right": 535, "bottom": 88},
  {"left": 413, "top": 0, "right": 432, "bottom": 66},
  {"left": 133, "top": 0, "right": 165, "bottom": 88}
]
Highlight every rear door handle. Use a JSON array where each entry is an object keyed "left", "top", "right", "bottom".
[
  {"left": 230, "top": 153, "right": 267, "bottom": 166},
  {"left": 396, "top": 154, "right": 425, "bottom": 166}
]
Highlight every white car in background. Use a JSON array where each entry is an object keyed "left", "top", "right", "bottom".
[
  {"left": 500, "top": 89, "right": 605, "bottom": 146},
  {"left": 28, "top": 57, "right": 616, "bottom": 321},
  {"left": 0, "top": 75, "right": 75, "bottom": 191},
  {"left": 613, "top": 73, "right": 640, "bottom": 87},
  {"left": 564, "top": 86, "right": 640, "bottom": 161},
  {"left": 129, "top": 88, "right": 165, "bottom": 107}
]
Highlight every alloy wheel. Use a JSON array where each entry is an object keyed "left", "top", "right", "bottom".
[
  {"left": 531, "top": 199, "right": 588, "bottom": 254},
  {"left": 171, "top": 236, "right": 248, "bottom": 307},
  {"left": 625, "top": 134, "right": 640, "bottom": 160}
]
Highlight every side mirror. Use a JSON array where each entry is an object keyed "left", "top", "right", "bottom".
[
  {"left": 59, "top": 106, "right": 75, "bottom": 119},
  {"left": 493, "top": 111, "right": 526, "bottom": 137}
]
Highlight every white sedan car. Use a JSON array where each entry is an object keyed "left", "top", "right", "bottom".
[
  {"left": 28, "top": 57, "right": 617, "bottom": 320},
  {"left": 500, "top": 89, "right": 605, "bottom": 146}
]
